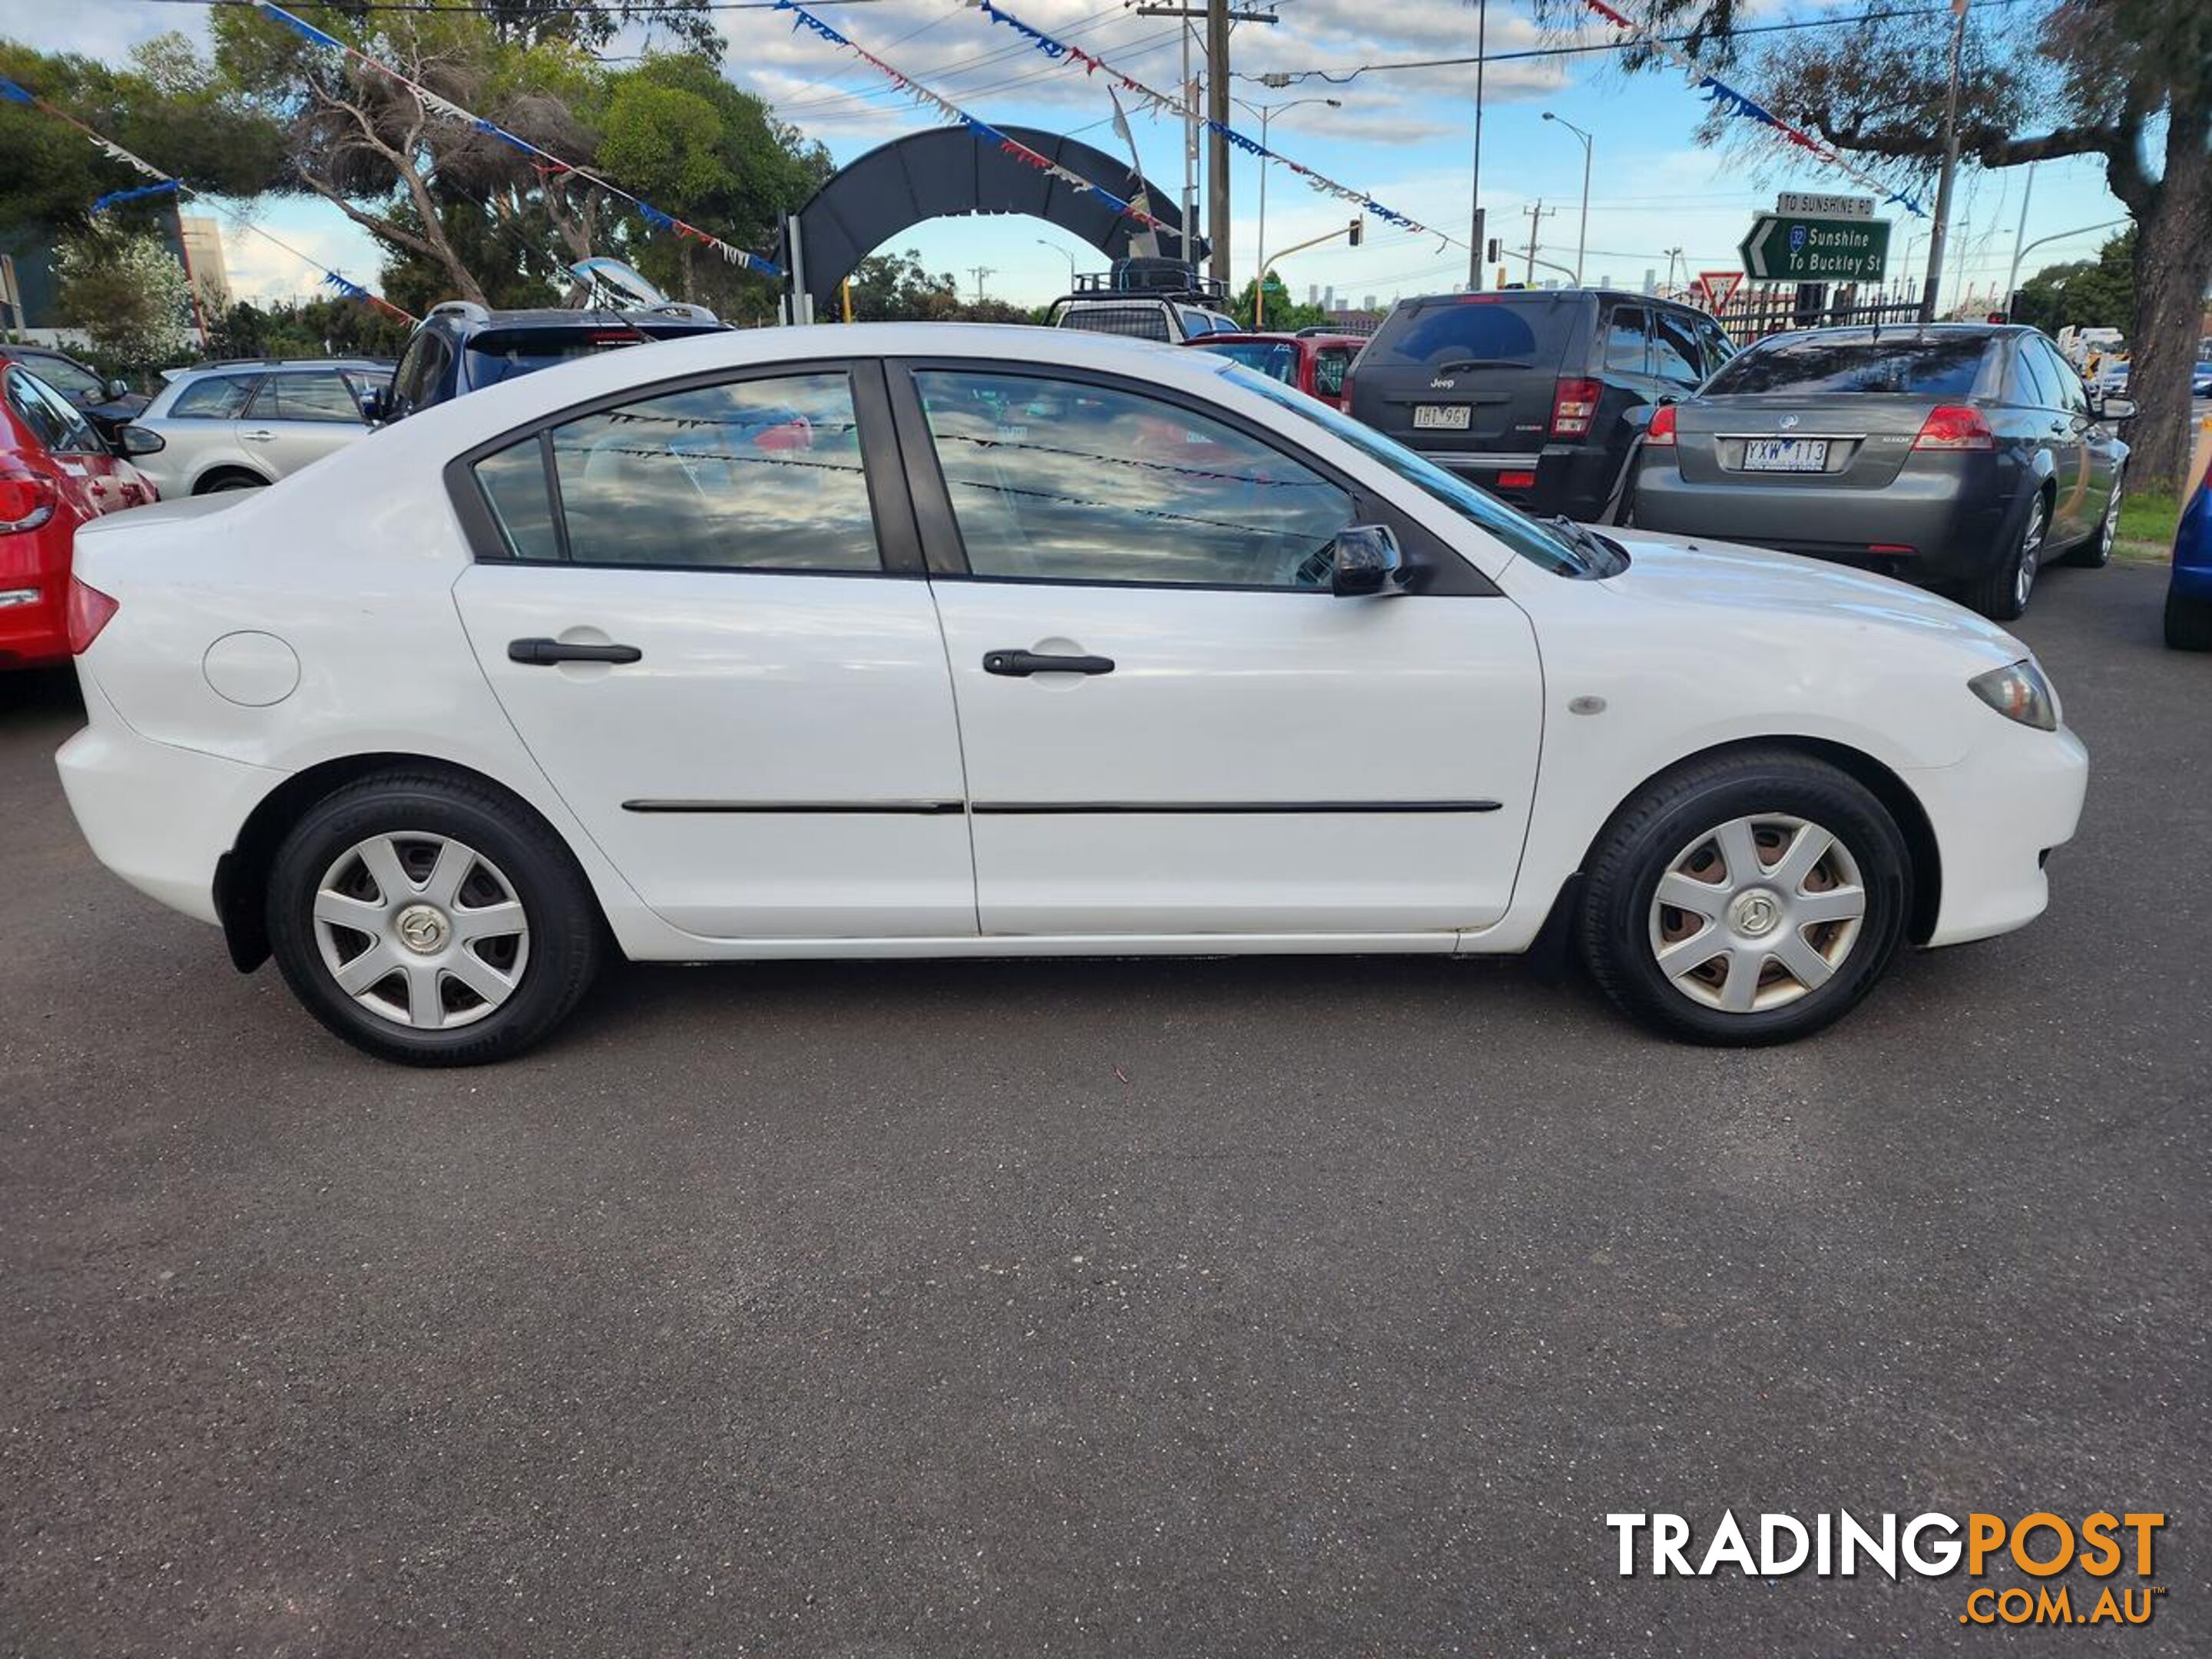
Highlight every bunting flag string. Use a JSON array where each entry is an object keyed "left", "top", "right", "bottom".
[
  {"left": 770, "top": 2, "right": 1172, "bottom": 234},
  {"left": 91, "top": 179, "right": 183, "bottom": 214},
  {"left": 257, "top": 2, "right": 784, "bottom": 277},
  {"left": 1574, "top": 0, "right": 1926, "bottom": 217},
  {"left": 0, "top": 70, "right": 417, "bottom": 323},
  {"left": 969, "top": 2, "right": 1462, "bottom": 247}
]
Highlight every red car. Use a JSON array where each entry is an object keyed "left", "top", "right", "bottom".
[
  {"left": 1187, "top": 331, "right": 1365, "bottom": 412},
  {"left": 1, "top": 363, "right": 156, "bottom": 671}
]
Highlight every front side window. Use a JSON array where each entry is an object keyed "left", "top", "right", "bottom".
[
  {"left": 248, "top": 371, "right": 363, "bottom": 423},
  {"left": 913, "top": 369, "right": 1354, "bottom": 588},
  {"left": 1221, "top": 364, "right": 1619, "bottom": 579},
  {"left": 168, "top": 375, "right": 256, "bottom": 419},
  {"left": 391, "top": 333, "right": 450, "bottom": 416},
  {"left": 472, "top": 370, "right": 881, "bottom": 572},
  {"left": 1649, "top": 312, "right": 1704, "bottom": 388},
  {"left": 2039, "top": 342, "right": 2089, "bottom": 415},
  {"left": 5, "top": 369, "right": 70, "bottom": 452},
  {"left": 1694, "top": 319, "right": 1738, "bottom": 375}
]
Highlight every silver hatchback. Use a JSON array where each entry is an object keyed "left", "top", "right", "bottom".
[{"left": 121, "top": 359, "right": 394, "bottom": 496}]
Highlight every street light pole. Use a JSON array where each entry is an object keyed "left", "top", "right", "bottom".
[
  {"left": 1541, "top": 111, "right": 1593, "bottom": 286},
  {"left": 1919, "top": 0, "right": 1971, "bottom": 323},
  {"left": 1035, "top": 239, "right": 1078, "bottom": 288},
  {"left": 1235, "top": 94, "right": 1340, "bottom": 322}
]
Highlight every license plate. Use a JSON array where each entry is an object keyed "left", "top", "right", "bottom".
[
  {"left": 1743, "top": 438, "right": 1830, "bottom": 472},
  {"left": 1412, "top": 404, "right": 1472, "bottom": 430}
]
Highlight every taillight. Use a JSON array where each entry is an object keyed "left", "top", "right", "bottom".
[
  {"left": 1644, "top": 404, "right": 1678, "bottom": 446},
  {"left": 0, "top": 466, "right": 56, "bottom": 534},
  {"left": 65, "top": 578, "right": 118, "bottom": 654},
  {"left": 1339, "top": 366, "right": 1357, "bottom": 411},
  {"left": 1551, "top": 376, "right": 1601, "bottom": 439},
  {"left": 1912, "top": 405, "right": 1994, "bottom": 451}
]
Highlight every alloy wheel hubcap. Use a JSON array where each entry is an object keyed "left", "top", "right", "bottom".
[
  {"left": 1648, "top": 813, "right": 1868, "bottom": 1014},
  {"left": 2016, "top": 502, "right": 2045, "bottom": 606},
  {"left": 312, "top": 833, "right": 530, "bottom": 1029}
]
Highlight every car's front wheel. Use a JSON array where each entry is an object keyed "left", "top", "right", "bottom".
[
  {"left": 266, "top": 773, "right": 602, "bottom": 1065},
  {"left": 1578, "top": 751, "right": 1912, "bottom": 1045}
]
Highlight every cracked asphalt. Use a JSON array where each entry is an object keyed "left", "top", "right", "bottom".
[{"left": 2, "top": 561, "right": 2204, "bottom": 1657}]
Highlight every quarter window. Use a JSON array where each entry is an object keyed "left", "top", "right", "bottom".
[
  {"left": 913, "top": 369, "right": 1355, "bottom": 588},
  {"left": 168, "top": 375, "right": 256, "bottom": 419},
  {"left": 472, "top": 371, "right": 882, "bottom": 571}
]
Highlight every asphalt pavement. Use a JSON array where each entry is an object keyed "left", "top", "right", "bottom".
[{"left": 2, "top": 562, "right": 2204, "bottom": 1657}]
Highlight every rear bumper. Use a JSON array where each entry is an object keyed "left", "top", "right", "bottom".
[
  {"left": 1419, "top": 442, "right": 1621, "bottom": 520},
  {"left": 56, "top": 674, "right": 281, "bottom": 925},
  {"left": 1909, "top": 720, "right": 2088, "bottom": 948},
  {"left": 1630, "top": 459, "right": 2008, "bottom": 579},
  {"left": 0, "top": 580, "right": 68, "bottom": 669}
]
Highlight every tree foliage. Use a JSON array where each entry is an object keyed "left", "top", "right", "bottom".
[
  {"left": 2011, "top": 228, "right": 2136, "bottom": 337},
  {"left": 842, "top": 248, "right": 1029, "bottom": 324},
  {"left": 52, "top": 228, "right": 193, "bottom": 369}
]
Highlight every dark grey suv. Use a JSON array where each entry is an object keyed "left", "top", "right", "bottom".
[{"left": 1628, "top": 324, "right": 2131, "bottom": 620}]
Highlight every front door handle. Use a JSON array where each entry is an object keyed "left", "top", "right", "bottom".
[
  {"left": 508, "top": 637, "right": 644, "bottom": 666},
  {"left": 983, "top": 649, "right": 1115, "bottom": 677}
]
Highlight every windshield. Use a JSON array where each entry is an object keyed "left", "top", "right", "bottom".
[
  {"left": 1220, "top": 364, "right": 1614, "bottom": 578},
  {"left": 1707, "top": 336, "right": 1994, "bottom": 397}
]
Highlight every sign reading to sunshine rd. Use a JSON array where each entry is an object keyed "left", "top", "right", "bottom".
[{"left": 1740, "top": 214, "right": 1892, "bottom": 283}]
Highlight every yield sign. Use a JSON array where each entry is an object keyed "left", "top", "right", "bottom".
[{"left": 1694, "top": 269, "right": 1744, "bottom": 310}]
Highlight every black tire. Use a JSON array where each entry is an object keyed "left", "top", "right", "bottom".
[
  {"left": 1578, "top": 750, "right": 1912, "bottom": 1046},
  {"left": 266, "top": 771, "right": 602, "bottom": 1065},
  {"left": 1966, "top": 488, "right": 2050, "bottom": 621},
  {"left": 2167, "top": 588, "right": 2212, "bottom": 651},
  {"left": 197, "top": 471, "right": 267, "bottom": 494},
  {"left": 2064, "top": 469, "right": 2121, "bottom": 568}
]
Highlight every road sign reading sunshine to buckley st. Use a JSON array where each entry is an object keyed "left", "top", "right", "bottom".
[{"left": 1739, "top": 214, "right": 1892, "bottom": 283}]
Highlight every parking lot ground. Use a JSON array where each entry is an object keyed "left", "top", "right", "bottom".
[{"left": 2, "top": 563, "right": 2205, "bottom": 1657}]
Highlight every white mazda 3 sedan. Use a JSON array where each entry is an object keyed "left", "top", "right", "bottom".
[{"left": 55, "top": 325, "right": 2088, "bottom": 1065}]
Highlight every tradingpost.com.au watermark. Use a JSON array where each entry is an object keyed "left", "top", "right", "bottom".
[{"left": 1608, "top": 1510, "right": 2169, "bottom": 1628}]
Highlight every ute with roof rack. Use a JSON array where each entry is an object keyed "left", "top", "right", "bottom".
[{"left": 1045, "top": 257, "right": 1240, "bottom": 344}]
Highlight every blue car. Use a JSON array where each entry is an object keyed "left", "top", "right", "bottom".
[{"left": 2168, "top": 423, "right": 2212, "bottom": 650}]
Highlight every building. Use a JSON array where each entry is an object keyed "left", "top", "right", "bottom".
[{"left": 177, "top": 215, "right": 230, "bottom": 313}]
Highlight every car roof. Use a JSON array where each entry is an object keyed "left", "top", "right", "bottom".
[
  {"left": 423, "top": 305, "right": 724, "bottom": 333},
  {"left": 1746, "top": 323, "right": 2021, "bottom": 348},
  {"left": 168, "top": 358, "right": 392, "bottom": 379}
]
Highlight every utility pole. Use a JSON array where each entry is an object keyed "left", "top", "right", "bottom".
[
  {"left": 968, "top": 266, "right": 994, "bottom": 306},
  {"left": 1919, "top": 0, "right": 1971, "bottom": 323},
  {"left": 1522, "top": 201, "right": 1555, "bottom": 286},
  {"left": 2002, "top": 159, "right": 2038, "bottom": 316},
  {"left": 1467, "top": 0, "right": 1487, "bottom": 290},
  {"left": 1206, "top": 0, "right": 1231, "bottom": 289}
]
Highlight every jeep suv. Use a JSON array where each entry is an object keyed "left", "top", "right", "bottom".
[
  {"left": 374, "top": 300, "right": 728, "bottom": 422},
  {"left": 1347, "top": 288, "right": 1738, "bottom": 522}
]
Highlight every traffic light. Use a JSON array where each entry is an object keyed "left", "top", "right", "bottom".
[
  {"left": 1485, "top": 237, "right": 1502, "bottom": 263},
  {"left": 1348, "top": 217, "right": 1363, "bottom": 247}
]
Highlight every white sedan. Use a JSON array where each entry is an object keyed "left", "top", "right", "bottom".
[{"left": 56, "top": 325, "right": 2088, "bottom": 1065}]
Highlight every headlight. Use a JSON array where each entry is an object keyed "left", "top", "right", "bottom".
[{"left": 1969, "top": 659, "right": 2059, "bottom": 730}]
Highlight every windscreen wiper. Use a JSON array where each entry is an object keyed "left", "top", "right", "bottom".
[{"left": 1547, "top": 515, "right": 1627, "bottom": 574}]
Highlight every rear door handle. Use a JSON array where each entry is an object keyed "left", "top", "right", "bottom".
[
  {"left": 508, "top": 637, "right": 644, "bottom": 666},
  {"left": 240, "top": 429, "right": 276, "bottom": 442},
  {"left": 983, "top": 649, "right": 1115, "bottom": 677}
]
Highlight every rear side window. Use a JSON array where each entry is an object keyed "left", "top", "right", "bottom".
[
  {"left": 1649, "top": 311, "right": 1704, "bottom": 388},
  {"left": 1603, "top": 306, "right": 1650, "bottom": 374},
  {"left": 2009, "top": 343, "right": 2060, "bottom": 409},
  {"left": 1313, "top": 346, "right": 1353, "bottom": 399},
  {"left": 390, "top": 333, "right": 451, "bottom": 417},
  {"left": 1707, "top": 337, "right": 1995, "bottom": 397},
  {"left": 1367, "top": 299, "right": 1563, "bottom": 367},
  {"left": 471, "top": 370, "right": 881, "bottom": 572},
  {"left": 247, "top": 371, "right": 363, "bottom": 423},
  {"left": 5, "top": 369, "right": 75, "bottom": 452},
  {"left": 168, "top": 375, "right": 256, "bottom": 419}
]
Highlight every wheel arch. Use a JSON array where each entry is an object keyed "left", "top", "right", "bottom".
[
  {"left": 1538, "top": 733, "right": 1943, "bottom": 953},
  {"left": 192, "top": 463, "right": 272, "bottom": 494},
  {"left": 213, "top": 751, "right": 608, "bottom": 972}
]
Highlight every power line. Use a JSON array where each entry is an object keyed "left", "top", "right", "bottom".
[
  {"left": 1241, "top": 0, "right": 2040, "bottom": 85},
  {"left": 114, "top": 0, "right": 889, "bottom": 11}
]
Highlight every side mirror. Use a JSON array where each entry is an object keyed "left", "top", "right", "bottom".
[
  {"left": 1329, "top": 524, "right": 1410, "bottom": 597},
  {"left": 2095, "top": 396, "right": 2136, "bottom": 422},
  {"left": 104, "top": 377, "right": 131, "bottom": 401},
  {"left": 118, "top": 423, "right": 165, "bottom": 456},
  {"left": 358, "top": 386, "right": 389, "bottom": 424}
]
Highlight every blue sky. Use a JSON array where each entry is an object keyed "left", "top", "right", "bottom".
[{"left": 8, "top": 0, "right": 2130, "bottom": 314}]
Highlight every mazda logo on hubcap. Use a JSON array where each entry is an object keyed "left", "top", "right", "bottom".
[
  {"left": 1732, "top": 891, "right": 1781, "bottom": 938},
  {"left": 396, "top": 903, "right": 449, "bottom": 954}
]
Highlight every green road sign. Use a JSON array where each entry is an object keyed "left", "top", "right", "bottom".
[{"left": 1739, "top": 214, "right": 1891, "bottom": 283}]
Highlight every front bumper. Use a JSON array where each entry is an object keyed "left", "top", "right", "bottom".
[
  {"left": 1907, "top": 719, "right": 2088, "bottom": 948},
  {"left": 56, "top": 674, "right": 282, "bottom": 925}
]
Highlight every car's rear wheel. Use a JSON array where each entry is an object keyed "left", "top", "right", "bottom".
[
  {"left": 2167, "top": 588, "right": 2212, "bottom": 651},
  {"left": 1578, "top": 751, "right": 1912, "bottom": 1045},
  {"left": 1968, "top": 488, "right": 2048, "bottom": 621},
  {"left": 266, "top": 773, "right": 601, "bottom": 1065},
  {"left": 2065, "top": 469, "right": 2121, "bottom": 568}
]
